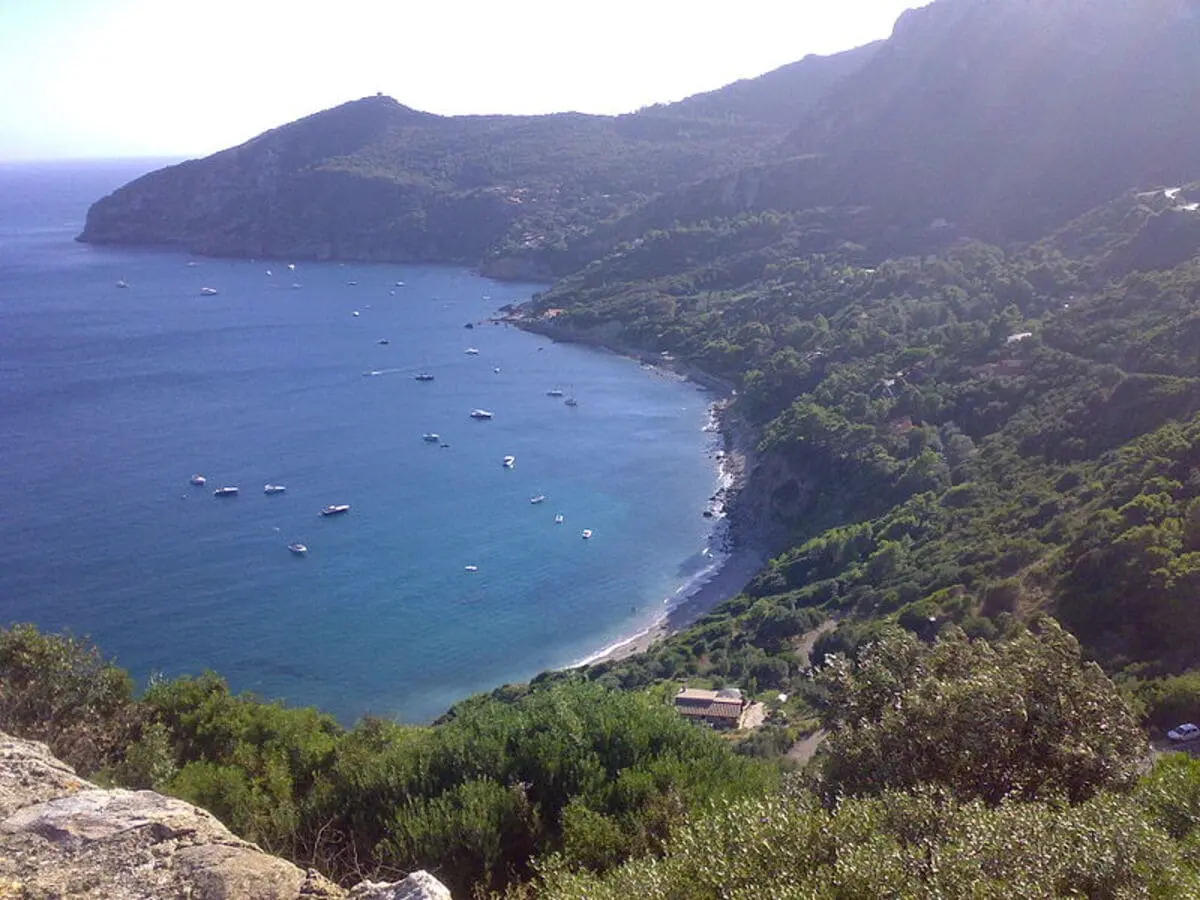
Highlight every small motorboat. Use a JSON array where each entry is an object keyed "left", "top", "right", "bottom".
[
  {"left": 554, "top": 514, "right": 565, "bottom": 524},
  {"left": 213, "top": 486, "right": 239, "bottom": 497},
  {"left": 546, "top": 389, "right": 564, "bottom": 397},
  {"left": 347, "top": 281, "right": 358, "bottom": 286},
  {"left": 440, "top": 443, "right": 451, "bottom": 448},
  {"left": 502, "top": 455, "right": 516, "bottom": 468},
  {"left": 395, "top": 281, "right": 405, "bottom": 287},
  {"left": 423, "top": 433, "right": 440, "bottom": 443},
  {"left": 288, "top": 543, "right": 308, "bottom": 556},
  {"left": 352, "top": 310, "right": 360, "bottom": 317},
  {"left": 264, "top": 484, "right": 287, "bottom": 495},
  {"left": 189, "top": 474, "right": 207, "bottom": 487},
  {"left": 470, "top": 409, "right": 494, "bottom": 420},
  {"left": 464, "top": 347, "right": 480, "bottom": 355},
  {"left": 414, "top": 373, "right": 435, "bottom": 382},
  {"left": 186, "top": 261, "right": 199, "bottom": 267},
  {"left": 464, "top": 322, "right": 474, "bottom": 330},
  {"left": 116, "top": 279, "right": 129, "bottom": 289},
  {"left": 464, "top": 565, "right": 478, "bottom": 573},
  {"left": 200, "top": 287, "right": 218, "bottom": 296},
  {"left": 530, "top": 495, "right": 546, "bottom": 504},
  {"left": 564, "top": 397, "right": 579, "bottom": 407},
  {"left": 320, "top": 504, "right": 351, "bottom": 516},
  {"left": 581, "top": 529, "right": 593, "bottom": 539},
  {"left": 378, "top": 339, "right": 390, "bottom": 345}
]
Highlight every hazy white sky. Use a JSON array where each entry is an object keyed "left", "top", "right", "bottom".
[{"left": 0, "top": 0, "right": 925, "bottom": 161}]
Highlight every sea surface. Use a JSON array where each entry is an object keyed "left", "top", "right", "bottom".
[{"left": 0, "top": 160, "right": 726, "bottom": 723}]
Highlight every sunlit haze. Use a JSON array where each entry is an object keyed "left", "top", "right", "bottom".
[{"left": 0, "top": 0, "right": 925, "bottom": 162}]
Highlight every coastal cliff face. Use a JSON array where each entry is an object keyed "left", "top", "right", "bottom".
[{"left": 0, "top": 731, "right": 451, "bottom": 900}]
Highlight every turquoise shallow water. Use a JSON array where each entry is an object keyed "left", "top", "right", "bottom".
[{"left": 0, "top": 161, "right": 725, "bottom": 723}]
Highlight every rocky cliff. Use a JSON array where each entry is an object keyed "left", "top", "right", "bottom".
[{"left": 0, "top": 731, "right": 451, "bottom": 900}]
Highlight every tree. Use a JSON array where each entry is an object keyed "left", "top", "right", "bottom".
[{"left": 815, "top": 619, "right": 1147, "bottom": 803}]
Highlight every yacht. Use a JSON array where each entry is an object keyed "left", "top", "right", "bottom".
[
  {"left": 502, "top": 455, "right": 516, "bottom": 468},
  {"left": 554, "top": 514, "right": 565, "bottom": 525},
  {"left": 464, "top": 565, "right": 479, "bottom": 573},
  {"left": 213, "top": 486, "right": 239, "bottom": 497},
  {"left": 470, "top": 409, "right": 494, "bottom": 419},
  {"left": 189, "top": 474, "right": 207, "bottom": 487},
  {"left": 414, "top": 373, "right": 435, "bottom": 382},
  {"left": 529, "top": 495, "right": 546, "bottom": 504},
  {"left": 200, "top": 287, "right": 218, "bottom": 296},
  {"left": 581, "top": 529, "right": 593, "bottom": 539},
  {"left": 320, "top": 504, "right": 351, "bottom": 516},
  {"left": 464, "top": 347, "right": 480, "bottom": 355},
  {"left": 288, "top": 543, "right": 308, "bottom": 556},
  {"left": 423, "top": 433, "right": 440, "bottom": 443},
  {"left": 264, "top": 484, "right": 287, "bottom": 495}
]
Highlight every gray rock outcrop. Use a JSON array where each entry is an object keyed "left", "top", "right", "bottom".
[{"left": 0, "top": 731, "right": 451, "bottom": 900}]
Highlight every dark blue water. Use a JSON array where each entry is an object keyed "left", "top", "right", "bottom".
[{"left": 0, "top": 160, "right": 724, "bottom": 722}]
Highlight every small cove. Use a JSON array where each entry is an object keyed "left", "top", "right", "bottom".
[{"left": 0, "top": 161, "right": 727, "bottom": 722}]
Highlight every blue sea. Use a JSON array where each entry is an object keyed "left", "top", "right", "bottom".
[{"left": 0, "top": 160, "right": 726, "bottom": 723}]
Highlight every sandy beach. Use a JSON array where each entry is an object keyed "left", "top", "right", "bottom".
[{"left": 584, "top": 546, "right": 766, "bottom": 664}]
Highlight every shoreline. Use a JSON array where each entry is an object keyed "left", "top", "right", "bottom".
[{"left": 500, "top": 311, "right": 773, "bottom": 667}]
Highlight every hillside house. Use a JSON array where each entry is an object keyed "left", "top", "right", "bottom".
[{"left": 673, "top": 687, "right": 764, "bottom": 730}]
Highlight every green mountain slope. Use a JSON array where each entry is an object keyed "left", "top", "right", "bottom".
[{"left": 77, "top": 94, "right": 791, "bottom": 274}]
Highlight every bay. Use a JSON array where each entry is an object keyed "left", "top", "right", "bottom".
[{"left": 0, "top": 161, "right": 725, "bottom": 723}]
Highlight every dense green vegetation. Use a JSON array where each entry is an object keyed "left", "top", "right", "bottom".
[{"left": 8, "top": 621, "right": 1200, "bottom": 897}]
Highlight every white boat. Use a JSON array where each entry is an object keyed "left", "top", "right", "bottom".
[
  {"left": 464, "top": 565, "right": 478, "bottom": 573},
  {"left": 264, "top": 484, "right": 287, "bottom": 495},
  {"left": 189, "top": 474, "right": 207, "bottom": 487},
  {"left": 347, "top": 281, "right": 358, "bottom": 286},
  {"left": 186, "top": 261, "right": 199, "bottom": 267},
  {"left": 546, "top": 389, "right": 564, "bottom": 397},
  {"left": 213, "top": 486, "right": 239, "bottom": 497},
  {"left": 554, "top": 514, "right": 564, "bottom": 524},
  {"left": 320, "top": 504, "right": 351, "bottom": 516},
  {"left": 581, "top": 529, "right": 593, "bottom": 539},
  {"left": 116, "top": 279, "right": 129, "bottom": 289},
  {"left": 423, "top": 433, "right": 440, "bottom": 443},
  {"left": 502, "top": 456, "right": 516, "bottom": 468},
  {"left": 287, "top": 263, "right": 296, "bottom": 271},
  {"left": 464, "top": 348, "right": 480, "bottom": 355},
  {"left": 200, "top": 287, "right": 218, "bottom": 296},
  {"left": 493, "top": 367, "right": 501, "bottom": 374},
  {"left": 529, "top": 495, "right": 546, "bottom": 504},
  {"left": 352, "top": 310, "right": 360, "bottom": 317},
  {"left": 288, "top": 543, "right": 308, "bottom": 555},
  {"left": 470, "top": 409, "right": 494, "bottom": 420}
]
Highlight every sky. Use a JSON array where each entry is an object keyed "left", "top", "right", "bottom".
[{"left": 0, "top": 0, "right": 926, "bottom": 162}]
